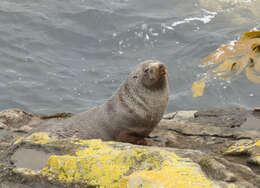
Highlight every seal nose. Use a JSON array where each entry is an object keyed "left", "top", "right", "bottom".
[
  {"left": 158, "top": 63, "right": 166, "bottom": 75},
  {"left": 159, "top": 64, "right": 164, "bottom": 69}
]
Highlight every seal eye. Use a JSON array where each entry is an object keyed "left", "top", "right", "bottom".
[{"left": 144, "top": 68, "right": 149, "bottom": 73}]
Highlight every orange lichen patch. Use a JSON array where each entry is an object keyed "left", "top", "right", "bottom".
[{"left": 192, "top": 31, "right": 260, "bottom": 97}]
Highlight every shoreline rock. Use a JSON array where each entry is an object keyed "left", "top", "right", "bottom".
[{"left": 0, "top": 108, "right": 259, "bottom": 187}]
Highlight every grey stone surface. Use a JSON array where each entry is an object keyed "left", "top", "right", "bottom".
[{"left": 0, "top": 108, "right": 259, "bottom": 187}]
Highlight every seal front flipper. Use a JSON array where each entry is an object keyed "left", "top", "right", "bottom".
[{"left": 116, "top": 130, "right": 148, "bottom": 145}]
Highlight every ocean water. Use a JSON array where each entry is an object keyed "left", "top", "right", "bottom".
[{"left": 0, "top": 0, "right": 259, "bottom": 115}]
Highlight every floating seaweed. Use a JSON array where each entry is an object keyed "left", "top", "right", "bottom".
[{"left": 192, "top": 31, "right": 260, "bottom": 97}]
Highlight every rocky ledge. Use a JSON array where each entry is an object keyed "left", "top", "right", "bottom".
[{"left": 0, "top": 108, "right": 259, "bottom": 188}]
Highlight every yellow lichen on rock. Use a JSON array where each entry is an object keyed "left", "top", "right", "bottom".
[
  {"left": 42, "top": 139, "right": 145, "bottom": 186},
  {"left": 225, "top": 145, "right": 247, "bottom": 154},
  {"left": 41, "top": 139, "right": 214, "bottom": 188},
  {"left": 13, "top": 134, "right": 217, "bottom": 187},
  {"left": 25, "top": 132, "right": 55, "bottom": 144},
  {"left": 254, "top": 140, "right": 260, "bottom": 147},
  {"left": 14, "top": 132, "right": 55, "bottom": 144},
  {"left": 225, "top": 139, "right": 260, "bottom": 155},
  {"left": 123, "top": 166, "right": 213, "bottom": 188},
  {"left": 13, "top": 168, "right": 40, "bottom": 177}
]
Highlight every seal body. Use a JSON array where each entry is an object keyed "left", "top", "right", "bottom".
[{"left": 35, "top": 60, "right": 169, "bottom": 144}]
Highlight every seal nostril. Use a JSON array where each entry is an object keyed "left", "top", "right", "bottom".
[{"left": 159, "top": 64, "right": 164, "bottom": 69}]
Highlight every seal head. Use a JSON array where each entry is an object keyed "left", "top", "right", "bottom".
[{"left": 131, "top": 60, "right": 167, "bottom": 89}]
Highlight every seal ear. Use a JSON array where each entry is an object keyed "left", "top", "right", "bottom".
[{"left": 133, "top": 75, "right": 138, "bottom": 79}]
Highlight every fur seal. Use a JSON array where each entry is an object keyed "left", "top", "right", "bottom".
[{"left": 35, "top": 60, "right": 169, "bottom": 144}]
